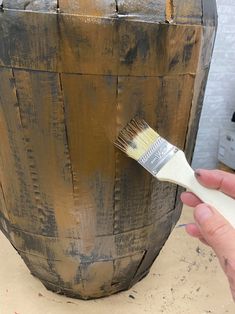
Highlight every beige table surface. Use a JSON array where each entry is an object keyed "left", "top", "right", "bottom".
[{"left": 0, "top": 207, "right": 234, "bottom": 314}]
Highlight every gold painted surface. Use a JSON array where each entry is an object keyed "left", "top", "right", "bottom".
[
  {"left": 173, "top": 0, "right": 203, "bottom": 25},
  {"left": 61, "top": 73, "right": 117, "bottom": 252},
  {"left": 0, "top": 11, "right": 203, "bottom": 75},
  {"left": 165, "top": 0, "right": 174, "bottom": 22},
  {"left": 0, "top": 10, "right": 59, "bottom": 71},
  {"left": 218, "top": 162, "right": 235, "bottom": 174},
  {"left": 59, "top": 15, "right": 118, "bottom": 75},
  {"left": 0, "top": 0, "right": 217, "bottom": 299},
  {"left": 60, "top": 0, "right": 117, "bottom": 16},
  {"left": 13, "top": 69, "right": 77, "bottom": 239},
  {"left": 1, "top": 207, "right": 234, "bottom": 313},
  {"left": 118, "top": 22, "right": 201, "bottom": 76},
  {"left": 0, "top": 68, "right": 34, "bottom": 233}
]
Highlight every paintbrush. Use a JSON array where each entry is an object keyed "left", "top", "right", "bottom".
[{"left": 115, "top": 118, "right": 235, "bottom": 228}]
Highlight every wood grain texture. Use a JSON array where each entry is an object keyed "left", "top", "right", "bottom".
[
  {"left": 118, "top": 22, "right": 201, "bottom": 76},
  {"left": 59, "top": 0, "right": 117, "bottom": 16},
  {"left": 113, "top": 74, "right": 194, "bottom": 235},
  {"left": 185, "top": 69, "right": 210, "bottom": 163},
  {"left": 173, "top": 0, "right": 202, "bottom": 25},
  {"left": 59, "top": 15, "right": 118, "bottom": 75},
  {"left": 0, "top": 68, "right": 36, "bottom": 234},
  {"left": 0, "top": 11, "right": 201, "bottom": 76},
  {"left": 0, "top": 8, "right": 215, "bottom": 77},
  {"left": 0, "top": 10, "right": 59, "bottom": 71},
  {"left": 117, "top": 0, "right": 166, "bottom": 22},
  {"left": 185, "top": 15, "right": 217, "bottom": 162},
  {"left": 200, "top": 26, "right": 217, "bottom": 70},
  {"left": 61, "top": 73, "right": 117, "bottom": 250},
  {"left": 111, "top": 251, "right": 145, "bottom": 290},
  {"left": 129, "top": 211, "right": 174, "bottom": 285},
  {"left": 0, "top": 0, "right": 217, "bottom": 300},
  {"left": 13, "top": 69, "right": 77, "bottom": 239}
]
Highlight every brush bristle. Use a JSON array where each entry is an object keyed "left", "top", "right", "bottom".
[{"left": 115, "top": 118, "right": 160, "bottom": 160}]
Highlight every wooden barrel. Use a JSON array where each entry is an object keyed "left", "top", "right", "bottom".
[
  {"left": 218, "top": 162, "right": 235, "bottom": 174},
  {"left": 0, "top": 1, "right": 217, "bottom": 299}
]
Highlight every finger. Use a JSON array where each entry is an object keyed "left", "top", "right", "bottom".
[
  {"left": 194, "top": 203, "right": 235, "bottom": 270},
  {"left": 181, "top": 192, "right": 202, "bottom": 207},
  {"left": 195, "top": 169, "right": 235, "bottom": 198},
  {"left": 185, "top": 224, "right": 209, "bottom": 246},
  {"left": 186, "top": 223, "right": 202, "bottom": 237},
  {"left": 199, "top": 237, "right": 209, "bottom": 246}
]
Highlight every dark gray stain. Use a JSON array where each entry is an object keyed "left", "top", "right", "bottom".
[
  {"left": 47, "top": 258, "right": 66, "bottom": 288},
  {"left": 37, "top": 203, "right": 58, "bottom": 237},
  {"left": 0, "top": 81, "right": 34, "bottom": 220},
  {"left": 100, "top": 282, "right": 111, "bottom": 294},
  {"left": 58, "top": 16, "right": 90, "bottom": 61},
  {"left": 121, "top": 25, "right": 150, "bottom": 65},
  {"left": 138, "top": 31, "right": 150, "bottom": 60},
  {"left": 7, "top": 15, "right": 30, "bottom": 59},
  {"left": 23, "top": 1, "right": 30, "bottom": 10},
  {"left": 0, "top": 12, "right": 27, "bottom": 65},
  {"left": 202, "top": 0, "right": 218, "bottom": 27},
  {"left": 187, "top": 29, "right": 196, "bottom": 42},
  {"left": 66, "top": 242, "right": 112, "bottom": 263},
  {"left": 91, "top": 173, "right": 105, "bottom": 215},
  {"left": 0, "top": 10, "right": 58, "bottom": 69},
  {"left": 75, "top": 33, "right": 90, "bottom": 49},
  {"left": 115, "top": 0, "right": 118, "bottom": 14},
  {"left": 169, "top": 53, "right": 180, "bottom": 70},
  {"left": 113, "top": 161, "right": 152, "bottom": 235},
  {"left": 9, "top": 77, "right": 16, "bottom": 89},
  {"left": 0, "top": 213, "right": 11, "bottom": 240},
  {"left": 124, "top": 45, "right": 138, "bottom": 65},
  {"left": 185, "top": 70, "right": 209, "bottom": 163},
  {"left": 21, "top": 248, "right": 65, "bottom": 289},
  {"left": 104, "top": 74, "right": 116, "bottom": 87},
  {"left": 16, "top": 229, "right": 45, "bottom": 253},
  {"left": 183, "top": 42, "right": 194, "bottom": 64},
  {"left": 155, "top": 25, "right": 168, "bottom": 58},
  {"left": 74, "top": 267, "right": 83, "bottom": 285}
]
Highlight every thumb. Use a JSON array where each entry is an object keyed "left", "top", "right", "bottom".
[{"left": 194, "top": 204, "right": 235, "bottom": 263}]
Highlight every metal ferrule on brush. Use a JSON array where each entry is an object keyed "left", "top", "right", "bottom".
[{"left": 138, "top": 137, "right": 179, "bottom": 176}]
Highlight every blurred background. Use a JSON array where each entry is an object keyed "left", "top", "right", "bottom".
[{"left": 193, "top": 0, "right": 235, "bottom": 171}]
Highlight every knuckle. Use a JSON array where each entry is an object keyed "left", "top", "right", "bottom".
[{"left": 205, "top": 221, "right": 231, "bottom": 239}]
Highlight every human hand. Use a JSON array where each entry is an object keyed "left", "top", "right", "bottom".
[{"left": 181, "top": 169, "right": 235, "bottom": 301}]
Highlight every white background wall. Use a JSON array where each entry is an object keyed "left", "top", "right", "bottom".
[{"left": 192, "top": 0, "right": 235, "bottom": 169}]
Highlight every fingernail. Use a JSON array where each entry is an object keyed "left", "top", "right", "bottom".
[
  {"left": 194, "top": 169, "right": 201, "bottom": 178},
  {"left": 194, "top": 204, "right": 213, "bottom": 225}
]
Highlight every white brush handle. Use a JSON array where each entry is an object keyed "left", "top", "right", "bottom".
[{"left": 156, "top": 150, "right": 235, "bottom": 228}]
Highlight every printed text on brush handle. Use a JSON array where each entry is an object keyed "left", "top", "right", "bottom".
[{"left": 138, "top": 138, "right": 179, "bottom": 175}]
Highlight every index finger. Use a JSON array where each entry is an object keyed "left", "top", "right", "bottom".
[{"left": 195, "top": 169, "right": 235, "bottom": 198}]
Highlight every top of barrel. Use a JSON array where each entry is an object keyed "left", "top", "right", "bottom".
[{"left": 2, "top": 0, "right": 217, "bottom": 26}]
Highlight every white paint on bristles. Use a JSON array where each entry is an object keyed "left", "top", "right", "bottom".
[{"left": 126, "top": 127, "right": 160, "bottom": 160}]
